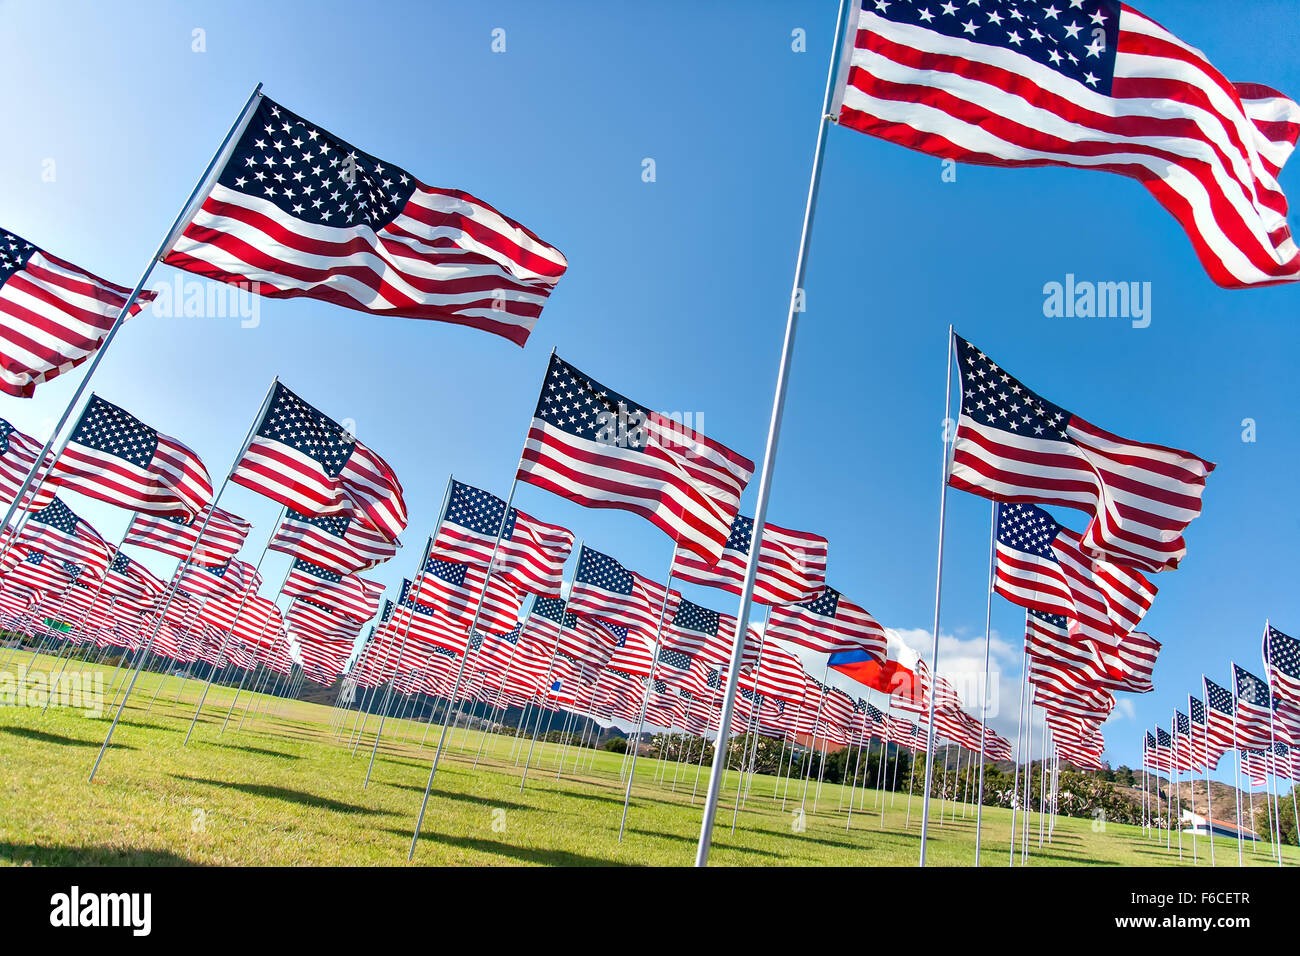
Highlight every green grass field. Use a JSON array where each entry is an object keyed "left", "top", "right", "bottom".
[{"left": 2, "top": 649, "right": 1295, "bottom": 867}]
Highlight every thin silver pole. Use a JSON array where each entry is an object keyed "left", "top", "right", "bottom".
[
  {"left": 974, "top": 501, "right": 995, "bottom": 866},
  {"left": 917, "top": 326, "right": 956, "bottom": 867},
  {"left": 693, "top": 0, "right": 851, "bottom": 868}
]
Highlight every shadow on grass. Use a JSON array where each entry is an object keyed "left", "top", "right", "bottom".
[
  {"left": 173, "top": 775, "right": 391, "bottom": 816},
  {"left": 0, "top": 841, "right": 196, "bottom": 867},
  {"left": 393, "top": 829, "right": 622, "bottom": 866},
  {"left": 197, "top": 741, "right": 301, "bottom": 761},
  {"left": 624, "top": 828, "right": 784, "bottom": 859},
  {"left": 379, "top": 782, "right": 542, "bottom": 814},
  {"left": 0, "top": 725, "right": 134, "bottom": 750}
]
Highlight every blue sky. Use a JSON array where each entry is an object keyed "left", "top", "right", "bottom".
[{"left": 1, "top": 0, "right": 1296, "bottom": 777}]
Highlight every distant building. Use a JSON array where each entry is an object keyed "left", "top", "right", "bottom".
[{"left": 1180, "top": 809, "right": 1258, "bottom": 840}]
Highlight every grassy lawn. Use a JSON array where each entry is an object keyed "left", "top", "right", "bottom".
[{"left": 1, "top": 649, "right": 1295, "bottom": 867}]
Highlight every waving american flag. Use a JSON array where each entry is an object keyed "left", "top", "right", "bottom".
[
  {"left": 832, "top": 1, "right": 1300, "bottom": 288},
  {"left": 0, "top": 418, "right": 56, "bottom": 514},
  {"left": 669, "top": 513, "right": 827, "bottom": 606},
  {"left": 124, "top": 504, "right": 251, "bottom": 567},
  {"left": 163, "top": 95, "right": 567, "bottom": 346},
  {"left": 269, "top": 508, "right": 397, "bottom": 574},
  {"left": 949, "top": 334, "right": 1214, "bottom": 572}
]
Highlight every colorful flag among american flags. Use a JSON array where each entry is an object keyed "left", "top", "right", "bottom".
[
  {"left": 431, "top": 479, "right": 573, "bottom": 595},
  {"left": 668, "top": 514, "right": 827, "bottom": 605},
  {"left": 51, "top": 395, "right": 212, "bottom": 520},
  {"left": 764, "top": 585, "right": 887, "bottom": 657},
  {"left": 231, "top": 381, "right": 406, "bottom": 542},
  {"left": 831, "top": 1, "right": 1300, "bottom": 288},
  {"left": 123, "top": 504, "right": 251, "bottom": 567},
  {"left": 949, "top": 333, "right": 1214, "bottom": 572},
  {"left": 0, "top": 228, "right": 156, "bottom": 397},
  {"left": 162, "top": 95, "right": 567, "bottom": 346},
  {"left": 516, "top": 354, "right": 753, "bottom": 565}
]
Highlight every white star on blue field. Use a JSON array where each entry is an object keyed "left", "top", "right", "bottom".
[{"left": 1, "top": 0, "right": 1296, "bottom": 776}]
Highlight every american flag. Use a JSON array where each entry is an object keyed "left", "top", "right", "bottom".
[
  {"left": 0, "top": 418, "right": 56, "bottom": 513},
  {"left": 1173, "top": 710, "right": 1201, "bottom": 773},
  {"left": 949, "top": 334, "right": 1213, "bottom": 572},
  {"left": 750, "top": 640, "right": 808, "bottom": 704},
  {"left": 162, "top": 95, "right": 567, "bottom": 346},
  {"left": 1233, "top": 664, "right": 1276, "bottom": 749},
  {"left": 566, "top": 545, "right": 680, "bottom": 640},
  {"left": 1263, "top": 623, "right": 1300, "bottom": 704},
  {"left": 604, "top": 621, "right": 656, "bottom": 678},
  {"left": 232, "top": 381, "right": 406, "bottom": 542},
  {"left": 178, "top": 559, "right": 260, "bottom": 601},
  {"left": 19, "top": 498, "right": 111, "bottom": 582},
  {"left": 431, "top": 479, "right": 573, "bottom": 595},
  {"left": 669, "top": 513, "right": 827, "bottom": 605},
  {"left": 764, "top": 585, "right": 887, "bottom": 657},
  {"left": 123, "top": 504, "right": 250, "bottom": 567},
  {"left": 51, "top": 395, "right": 212, "bottom": 520},
  {"left": 832, "top": 1, "right": 1300, "bottom": 288},
  {"left": 516, "top": 354, "right": 754, "bottom": 565},
  {"left": 101, "top": 552, "right": 166, "bottom": 609},
  {"left": 281, "top": 558, "right": 384, "bottom": 623},
  {"left": 384, "top": 578, "right": 480, "bottom": 656},
  {"left": 202, "top": 594, "right": 284, "bottom": 651},
  {"left": 2, "top": 549, "right": 77, "bottom": 594},
  {"left": 1023, "top": 606, "right": 1158, "bottom": 694},
  {"left": 0, "top": 228, "right": 156, "bottom": 397},
  {"left": 287, "top": 596, "right": 365, "bottom": 644},
  {"left": 994, "top": 501, "right": 1155, "bottom": 646},
  {"left": 268, "top": 508, "right": 397, "bottom": 573},
  {"left": 1189, "top": 691, "right": 1231, "bottom": 768},
  {"left": 411, "top": 556, "right": 523, "bottom": 636}
]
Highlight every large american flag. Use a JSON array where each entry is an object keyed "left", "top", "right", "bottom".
[
  {"left": 431, "top": 479, "right": 573, "bottom": 595},
  {"left": 994, "top": 501, "right": 1155, "bottom": 645},
  {"left": 410, "top": 556, "right": 522, "bottom": 636},
  {"left": 162, "top": 95, "right": 567, "bottom": 346},
  {"left": 1263, "top": 623, "right": 1300, "bottom": 704},
  {"left": 516, "top": 354, "right": 754, "bottom": 565},
  {"left": 662, "top": 597, "right": 761, "bottom": 668},
  {"left": 123, "top": 504, "right": 250, "bottom": 567},
  {"left": 1233, "top": 663, "right": 1276, "bottom": 749},
  {"left": 0, "top": 418, "right": 56, "bottom": 513},
  {"left": 949, "top": 334, "right": 1214, "bottom": 572},
  {"left": 51, "top": 395, "right": 212, "bottom": 521},
  {"left": 232, "top": 381, "right": 406, "bottom": 542},
  {"left": 0, "top": 228, "right": 156, "bottom": 398},
  {"left": 832, "top": 1, "right": 1300, "bottom": 288},
  {"left": 281, "top": 558, "right": 384, "bottom": 623},
  {"left": 669, "top": 513, "right": 827, "bottom": 605},
  {"left": 764, "top": 585, "right": 887, "bottom": 657},
  {"left": 268, "top": 508, "right": 397, "bottom": 573}
]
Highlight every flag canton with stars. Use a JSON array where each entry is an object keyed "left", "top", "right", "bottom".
[
  {"left": 1145, "top": 731, "right": 1157, "bottom": 748},
  {"left": 380, "top": 599, "right": 394, "bottom": 622},
  {"left": 869, "top": 704, "right": 886, "bottom": 721},
  {"left": 294, "top": 557, "right": 342, "bottom": 583},
  {"left": 957, "top": 335, "right": 1072, "bottom": 439},
  {"left": 799, "top": 586, "right": 842, "bottom": 620},
  {"left": 1205, "top": 678, "right": 1234, "bottom": 714},
  {"left": 69, "top": 396, "right": 159, "bottom": 467},
  {"left": 219, "top": 96, "right": 418, "bottom": 231},
  {"left": 110, "top": 553, "right": 132, "bottom": 573},
  {"left": 576, "top": 546, "right": 634, "bottom": 594},
  {"left": 1156, "top": 728, "right": 1171, "bottom": 747},
  {"left": 257, "top": 383, "right": 355, "bottom": 477},
  {"left": 533, "top": 354, "right": 652, "bottom": 451},
  {"left": 398, "top": 579, "right": 436, "bottom": 614},
  {"left": 423, "top": 557, "right": 467, "bottom": 586},
  {"left": 1175, "top": 712, "right": 1190, "bottom": 735},
  {"left": 289, "top": 509, "right": 351, "bottom": 539},
  {"left": 659, "top": 647, "right": 693, "bottom": 671},
  {"left": 32, "top": 498, "right": 81, "bottom": 534},
  {"left": 0, "top": 418, "right": 18, "bottom": 455},
  {"left": 446, "top": 480, "right": 516, "bottom": 538},
  {"left": 532, "top": 596, "right": 578, "bottom": 628},
  {"left": 63, "top": 561, "right": 82, "bottom": 580},
  {"left": 673, "top": 599, "right": 720, "bottom": 636},
  {"left": 1028, "top": 607, "right": 1068, "bottom": 630},
  {"left": 997, "top": 502, "right": 1061, "bottom": 555},
  {"left": 1235, "top": 664, "right": 1270, "bottom": 706},
  {"left": 864, "top": 0, "right": 1121, "bottom": 95},
  {"left": 1266, "top": 625, "right": 1300, "bottom": 679},
  {"left": 1190, "top": 696, "right": 1206, "bottom": 725},
  {"left": 0, "top": 229, "right": 38, "bottom": 286},
  {"left": 604, "top": 621, "right": 631, "bottom": 646},
  {"left": 723, "top": 515, "right": 755, "bottom": 556}
]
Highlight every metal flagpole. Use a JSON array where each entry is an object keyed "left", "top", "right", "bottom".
[
  {"left": 0, "top": 83, "right": 264, "bottom": 571},
  {"left": 693, "top": 0, "right": 851, "bottom": 868},
  {"left": 917, "top": 326, "right": 956, "bottom": 868},
  {"left": 846, "top": 705, "right": 869, "bottom": 831},
  {"left": 974, "top": 501, "right": 995, "bottom": 866},
  {"left": 1263, "top": 622, "right": 1284, "bottom": 867},
  {"left": 1199, "top": 682, "right": 1216, "bottom": 866},
  {"left": 1009, "top": 624, "right": 1029, "bottom": 866},
  {"left": 1173, "top": 712, "right": 1183, "bottom": 860},
  {"left": 1231, "top": 663, "right": 1244, "bottom": 866},
  {"left": 800, "top": 660, "right": 830, "bottom": 812},
  {"left": 617, "top": 552, "right": 677, "bottom": 842},
  {"left": 89, "top": 375, "right": 278, "bottom": 782}
]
